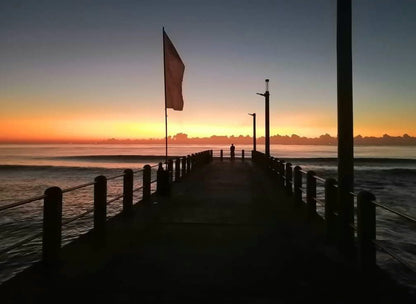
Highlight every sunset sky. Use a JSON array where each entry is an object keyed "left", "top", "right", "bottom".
[{"left": 1, "top": 0, "right": 415, "bottom": 142}]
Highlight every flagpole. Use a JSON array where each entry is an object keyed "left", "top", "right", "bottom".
[{"left": 163, "top": 27, "right": 168, "bottom": 167}]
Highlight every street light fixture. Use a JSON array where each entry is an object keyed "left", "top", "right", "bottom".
[{"left": 257, "top": 79, "right": 270, "bottom": 156}]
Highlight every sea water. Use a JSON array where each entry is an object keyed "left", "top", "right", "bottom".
[{"left": 0, "top": 144, "right": 415, "bottom": 291}]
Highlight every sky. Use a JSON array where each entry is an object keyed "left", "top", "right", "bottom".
[{"left": 1, "top": 0, "right": 415, "bottom": 142}]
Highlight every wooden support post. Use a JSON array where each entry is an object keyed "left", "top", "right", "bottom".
[
  {"left": 186, "top": 155, "right": 191, "bottom": 173},
  {"left": 267, "top": 156, "right": 272, "bottom": 172},
  {"left": 325, "top": 178, "right": 338, "bottom": 243},
  {"left": 357, "top": 190, "right": 376, "bottom": 271},
  {"left": 182, "top": 157, "right": 186, "bottom": 176},
  {"left": 275, "top": 159, "right": 281, "bottom": 181},
  {"left": 123, "top": 169, "right": 133, "bottom": 215},
  {"left": 275, "top": 159, "right": 280, "bottom": 181},
  {"left": 43, "top": 186, "right": 62, "bottom": 265},
  {"left": 94, "top": 175, "right": 107, "bottom": 245},
  {"left": 306, "top": 171, "right": 317, "bottom": 220},
  {"left": 220, "top": 149, "right": 223, "bottom": 161},
  {"left": 191, "top": 154, "right": 195, "bottom": 169},
  {"left": 267, "top": 156, "right": 273, "bottom": 173},
  {"left": 168, "top": 159, "right": 173, "bottom": 183},
  {"left": 294, "top": 166, "right": 302, "bottom": 206},
  {"left": 279, "top": 160, "right": 285, "bottom": 188},
  {"left": 157, "top": 162, "right": 164, "bottom": 194},
  {"left": 285, "top": 162, "right": 293, "bottom": 195},
  {"left": 242, "top": 150, "right": 245, "bottom": 161},
  {"left": 270, "top": 158, "right": 276, "bottom": 179},
  {"left": 175, "top": 158, "right": 180, "bottom": 181},
  {"left": 143, "top": 165, "right": 151, "bottom": 201},
  {"left": 157, "top": 162, "right": 169, "bottom": 195}
]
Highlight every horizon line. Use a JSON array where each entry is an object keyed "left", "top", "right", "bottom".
[{"left": 1, "top": 132, "right": 415, "bottom": 145}]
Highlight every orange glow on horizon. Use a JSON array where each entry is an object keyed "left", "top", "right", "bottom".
[
  {"left": 1, "top": 96, "right": 415, "bottom": 143},
  {"left": 0, "top": 115, "right": 414, "bottom": 143}
]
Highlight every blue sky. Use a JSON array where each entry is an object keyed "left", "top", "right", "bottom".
[{"left": 1, "top": 0, "right": 415, "bottom": 141}]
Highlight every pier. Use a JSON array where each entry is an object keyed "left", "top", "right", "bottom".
[{"left": 0, "top": 150, "right": 414, "bottom": 303}]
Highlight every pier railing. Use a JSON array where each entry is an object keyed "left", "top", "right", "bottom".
[
  {"left": 0, "top": 150, "right": 213, "bottom": 267},
  {"left": 212, "top": 149, "right": 249, "bottom": 161},
  {"left": 252, "top": 150, "right": 416, "bottom": 273}
]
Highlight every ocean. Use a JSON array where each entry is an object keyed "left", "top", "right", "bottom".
[{"left": 0, "top": 144, "right": 415, "bottom": 291}]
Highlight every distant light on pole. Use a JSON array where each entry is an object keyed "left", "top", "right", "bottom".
[
  {"left": 248, "top": 113, "right": 256, "bottom": 152},
  {"left": 257, "top": 79, "right": 270, "bottom": 156}
]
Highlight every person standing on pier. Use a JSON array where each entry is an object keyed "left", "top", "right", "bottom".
[{"left": 230, "top": 144, "right": 235, "bottom": 160}]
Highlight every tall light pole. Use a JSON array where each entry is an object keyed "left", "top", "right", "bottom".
[
  {"left": 257, "top": 79, "right": 270, "bottom": 156},
  {"left": 248, "top": 113, "right": 256, "bottom": 151},
  {"left": 337, "top": 0, "right": 354, "bottom": 255}
]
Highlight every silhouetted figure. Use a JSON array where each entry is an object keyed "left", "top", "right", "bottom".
[{"left": 230, "top": 144, "right": 235, "bottom": 160}]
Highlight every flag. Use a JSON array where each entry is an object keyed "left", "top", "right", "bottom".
[{"left": 163, "top": 29, "right": 185, "bottom": 111}]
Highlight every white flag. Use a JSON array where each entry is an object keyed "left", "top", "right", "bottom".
[{"left": 163, "top": 30, "right": 185, "bottom": 111}]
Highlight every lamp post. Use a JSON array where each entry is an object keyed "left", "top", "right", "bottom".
[
  {"left": 337, "top": 0, "right": 354, "bottom": 256},
  {"left": 257, "top": 79, "right": 270, "bottom": 156},
  {"left": 248, "top": 113, "right": 256, "bottom": 152}
]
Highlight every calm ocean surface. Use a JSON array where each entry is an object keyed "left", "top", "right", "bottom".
[{"left": 0, "top": 144, "right": 415, "bottom": 291}]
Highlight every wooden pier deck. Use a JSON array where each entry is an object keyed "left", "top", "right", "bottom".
[{"left": 0, "top": 159, "right": 413, "bottom": 303}]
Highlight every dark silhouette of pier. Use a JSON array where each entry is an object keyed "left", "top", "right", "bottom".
[{"left": 0, "top": 153, "right": 413, "bottom": 303}]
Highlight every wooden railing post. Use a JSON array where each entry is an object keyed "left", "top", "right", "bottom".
[
  {"left": 267, "top": 156, "right": 273, "bottom": 173},
  {"left": 43, "top": 186, "right": 62, "bottom": 265},
  {"left": 191, "top": 154, "right": 195, "bottom": 169},
  {"left": 306, "top": 171, "right": 316, "bottom": 220},
  {"left": 182, "top": 157, "right": 186, "bottom": 177},
  {"left": 220, "top": 149, "right": 223, "bottom": 161},
  {"left": 266, "top": 156, "right": 272, "bottom": 173},
  {"left": 143, "top": 165, "right": 151, "bottom": 201},
  {"left": 357, "top": 190, "right": 376, "bottom": 271},
  {"left": 157, "top": 162, "right": 169, "bottom": 195},
  {"left": 175, "top": 158, "right": 180, "bottom": 181},
  {"left": 242, "top": 150, "right": 245, "bottom": 161},
  {"left": 294, "top": 166, "right": 302, "bottom": 206},
  {"left": 285, "top": 162, "right": 293, "bottom": 195},
  {"left": 269, "top": 157, "right": 275, "bottom": 178},
  {"left": 186, "top": 155, "right": 191, "bottom": 173},
  {"left": 325, "top": 178, "right": 338, "bottom": 243},
  {"left": 94, "top": 175, "right": 107, "bottom": 245},
  {"left": 279, "top": 160, "right": 285, "bottom": 188},
  {"left": 168, "top": 159, "right": 173, "bottom": 184},
  {"left": 123, "top": 169, "right": 133, "bottom": 215}
]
